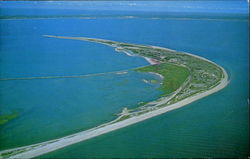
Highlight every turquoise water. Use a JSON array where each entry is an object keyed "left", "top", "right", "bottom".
[
  {"left": 0, "top": 10, "right": 249, "bottom": 158},
  {"left": 38, "top": 17, "right": 248, "bottom": 157},
  {"left": 0, "top": 19, "right": 151, "bottom": 78},
  {"left": 0, "top": 18, "right": 164, "bottom": 149},
  {"left": 0, "top": 71, "right": 162, "bottom": 149}
]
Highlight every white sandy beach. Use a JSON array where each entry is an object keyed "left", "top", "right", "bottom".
[
  {"left": 5, "top": 78, "right": 228, "bottom": 159},
  {"left": 1, "top": 63, "right": 228, "bottom": 159},
  {"left": 0, "top": 38, "right": 229, "bottom": 159}
]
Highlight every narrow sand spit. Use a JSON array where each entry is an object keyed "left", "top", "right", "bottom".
[
  {"left": 0, "top": 40, "right": 229, "bottom": 159},
  {"left": 3, "top": 70, "right": 228, "bottom": 159}
]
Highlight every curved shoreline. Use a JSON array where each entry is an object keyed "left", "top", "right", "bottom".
[{"left": 0, "top": 38, "right": 229, "bottom": 159}]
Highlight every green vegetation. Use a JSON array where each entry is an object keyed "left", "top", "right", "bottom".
[
  {"left": 0, "top": 36, "right": 227, "bottom": 159},
  {"left": 149, "top": 79, "right": 160, "bottom": 84},
  {"left": 80, "top": 37, "right": 224, "bottom": 114},
  {"left": 0, "top": 112, "right": 18, "bottom": 125},
  {"left": 1, "top": 148, "right": 27, "bottom": 158},
  {"left": 116, "top": 115, "right": 131, "bottom": 122},
  {"left": 137, "top": 101, "right": 149, "bottom": 107},
  {"left": 136, "top": 63, "right": 190, "bottom": 96},
  {"left": 47, "top": 36, "right": 224, "bottom": 112},
  {"left": 45, "top": 36, "right": 225, "bottom": 121}
]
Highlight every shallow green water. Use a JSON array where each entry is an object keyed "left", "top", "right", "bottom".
[
  {"left": 40, "top": 17, "right": 249, "bottom": 158},
  {"left": 1, "top": 3, "right": 249, "bottom": 158}
]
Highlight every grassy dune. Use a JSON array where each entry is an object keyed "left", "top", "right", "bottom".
[
  {"left": 136, "top": 63, "right": 190, "bottom": 96},
  {"left": 0, "top": 36, "right": 228, "bottom": 159}
]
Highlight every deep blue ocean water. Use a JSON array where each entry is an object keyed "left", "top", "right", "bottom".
[{"left": 0, "top": 8, "right": 249, "bottom": 158}]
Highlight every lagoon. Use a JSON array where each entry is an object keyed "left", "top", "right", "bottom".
[{"left": 0, "top": 8, "right": 249, "bottom": 158}]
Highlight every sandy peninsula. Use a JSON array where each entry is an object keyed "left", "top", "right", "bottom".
[{"left": 0, "top": 36, "right": 229, "bottom": 159}]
